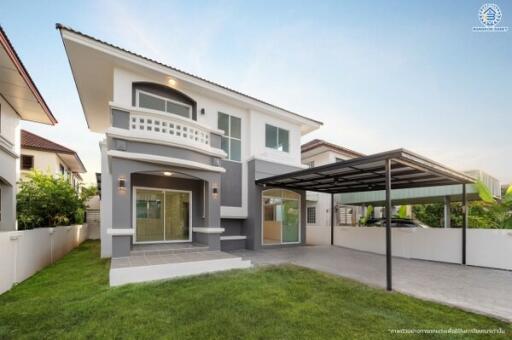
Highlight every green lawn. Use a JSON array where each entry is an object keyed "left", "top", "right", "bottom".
[{"left": 0, "top": 241, "right": 509, "bottom": 339}]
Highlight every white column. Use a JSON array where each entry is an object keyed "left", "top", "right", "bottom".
[{"left": 443, "top": 196, "right": 451, "bottom": 228}]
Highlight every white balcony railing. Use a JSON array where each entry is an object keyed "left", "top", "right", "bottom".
[{"left": 130, "top": 112, "right": 210, "bottom": 146}]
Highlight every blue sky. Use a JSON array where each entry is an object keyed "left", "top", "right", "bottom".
[{"left": 1, "top": 0, "right": 510, "bottom": 185}]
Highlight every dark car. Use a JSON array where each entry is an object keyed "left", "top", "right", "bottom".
[{"left": 364, "top": 218, "right": 429, "bottom": 228}]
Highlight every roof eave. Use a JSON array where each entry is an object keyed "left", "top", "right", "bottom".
[
  {"left": 56, "top": 24, "right": 323, "bottom": 128},
  {"left": 0, "top": 26, "right": 57, "bottom": 125}
]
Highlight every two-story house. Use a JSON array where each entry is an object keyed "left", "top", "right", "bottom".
[
  {"left": 57, "top": 25, "right": 322, "bottom": 261},
  {"left": 20, "top": 129, "right": 86, "bottom": 192},
  {"left": 0, "top": 26, "right": 57, "bottom": 231}
]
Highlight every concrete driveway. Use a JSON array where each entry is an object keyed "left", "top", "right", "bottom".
[{"left": 229, "top": 246, "right": 512, "bottom": 322}]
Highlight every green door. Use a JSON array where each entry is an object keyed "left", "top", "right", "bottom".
[{"left": 282, "top": 198, "right": 299, "bottom": 243}]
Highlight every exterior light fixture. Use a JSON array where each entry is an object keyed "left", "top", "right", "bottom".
[
  {"left": 200, "top": 108, "right": 205, "bottom": 115},
  {"left": 212, "top": 187, "right": 219, "bottom": 197},
  {"left": 163, "top": 171, "right": 173, "bottom": 176},
  {"left": 118, "top": 177, "right": 126, "bottom": 191},
  {"left": 168, "top": 78, "right": 176, "bottom": 86}
]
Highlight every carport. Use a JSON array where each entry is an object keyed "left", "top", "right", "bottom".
[{"left": 256, "top": 149, "right": 475, "bottom": 291}]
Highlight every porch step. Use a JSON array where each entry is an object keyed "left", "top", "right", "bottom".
[
  {"left": 130, "top": 243, "right": 208, "bottom": 256},
  {"left": 110, "top": 251, "right": 252, "bottom": 286}
]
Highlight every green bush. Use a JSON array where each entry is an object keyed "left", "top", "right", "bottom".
[{"left": 17, "top": 171, "right": 85, "bottom": 230}]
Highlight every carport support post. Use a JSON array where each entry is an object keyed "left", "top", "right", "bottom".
[
  {"left": 330, "top": 193, "right": 334, "bottom": 245},
  {"left": 385, "top": 158, "right": 392, "bottom": 291},
  {"left": 462, "top": 184, "right": 467, "bottom": 265}
]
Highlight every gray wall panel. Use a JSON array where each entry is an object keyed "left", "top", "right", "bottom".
[
  {"left": 245, "top": 159, "right": 306, "bottom": 250},
  {"left": 112, "top": 109, "right": 130, "bottom": 129},
  {"left": 220, "top": 160, "right": 242, "bottom": 207},
  {"left": 221, "top": 218, "right": 244, "bottom": 236}
]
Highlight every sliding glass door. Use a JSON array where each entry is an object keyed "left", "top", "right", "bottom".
[
  {"left": 135, "top": 188, "right": 191, "bottom": 243},
  {"left": 262, "top": 189, "right": 300, "bottom": 245}
]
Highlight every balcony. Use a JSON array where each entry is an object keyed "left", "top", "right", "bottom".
[{"left": 108, "top": 104, "right": 226, "bottom": 158}]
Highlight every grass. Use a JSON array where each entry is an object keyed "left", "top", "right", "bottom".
[{"left": 0, "top": 241, "right": 510, "bottom": 339}]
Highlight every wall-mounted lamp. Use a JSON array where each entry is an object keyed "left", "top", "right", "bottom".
[
  {"left": 212, "top": 187, "right": 219, "bottom": 197},
  {"left": 163, "top": 171, "right": 173, "bottom": 176},
  {"left": 118, "top": 176, "right": 126, "bottom": 191},
  {"left": 200, "top": 108, "right": 206, "bottom": 115},
  {"left": 168, "top": 78, "right": 177, "bottom": 86}
]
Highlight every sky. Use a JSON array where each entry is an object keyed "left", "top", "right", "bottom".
[{"left": 1, "top": 0, "right": 510, "bottom": 185}]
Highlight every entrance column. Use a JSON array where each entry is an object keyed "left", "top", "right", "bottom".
[{"left": 193, "top": 175, "right": 223, "bottom": 250}]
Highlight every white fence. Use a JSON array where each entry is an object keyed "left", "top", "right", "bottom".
[
  {"left": 307, "top": 226, "right": 512, "bottom": 271},
  {"left": 0, "top": 224, "right": 88, "bottom": 295}
]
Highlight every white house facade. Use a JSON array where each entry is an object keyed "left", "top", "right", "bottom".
[
  {"left": 0, "top": 27, "right": 57, "bottom": 231},
  {"left": 58, "top": 25, "right": 322, "bottom": 258}
]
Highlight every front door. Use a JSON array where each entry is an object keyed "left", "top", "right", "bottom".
[{"left": 134, "top": 188, "right": 191, "bottom": 243}]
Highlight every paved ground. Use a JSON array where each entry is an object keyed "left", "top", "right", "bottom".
[{"left": 230, "top": 246, "right": 512, "bottom": 322}]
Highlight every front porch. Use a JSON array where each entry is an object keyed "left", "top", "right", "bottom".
[{"left": 110, "top": 243, "right": 251, "bottom": 286}]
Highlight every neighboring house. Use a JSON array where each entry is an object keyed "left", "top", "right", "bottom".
[
  {"left": 301, "top": 139, "right": 364, "bottom": 234},
  {"left": 58, "top": 25, "right": 322, "bottom": 259},
  {"left": 0, "top": 26, "right": 57, "bottom": 231},
  {"left": 20, "top": 129, "right": 86, "bottom": 191}
]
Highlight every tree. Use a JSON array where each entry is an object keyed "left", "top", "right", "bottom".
[
  {"left": 412, "top": 181, "right": 512, "bottom": 229},
  {"left": 17, "top": 171, "right": 85, "bottom": 230},
  {"left": 473, "top": 180, "right": 512, "bottom": 229},
  {"left": 359, "top": 205, "right": 374, "bottom": 225},
  {"left": 80, "top": 185, "right": 98, "bottom": 202}
]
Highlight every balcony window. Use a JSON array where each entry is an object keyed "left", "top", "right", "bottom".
[
  {"left": 136, "top": 90, "right": 191, "bottom": 119},
  {"left": 265, "top": 124, "right": 289, "bottom": 152},
  {"left": 218, "top": 112, "right": 241, "bottom": 161}
]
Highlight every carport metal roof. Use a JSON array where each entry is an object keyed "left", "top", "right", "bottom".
[
  {"left": 256, "top": 148, "right": 475, "bottom": 292},
  {"left": 256, "top": 149, "right": 474, "bottom": 194}
]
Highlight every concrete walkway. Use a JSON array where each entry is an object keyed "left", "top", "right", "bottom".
[{"left": 230, "top": 246, "right": 512, "bottom": 322}]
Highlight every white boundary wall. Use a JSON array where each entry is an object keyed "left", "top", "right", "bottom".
[
  {"left": 307, "top": 226, "right": 512, "bottom": 270},
  {"left": 0, "top": 224, "right": 88, "bottom": 295}
]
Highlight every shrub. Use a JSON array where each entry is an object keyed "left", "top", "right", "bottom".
[{"left": 17, "top": 171, "right": 85, "bottom": 230}]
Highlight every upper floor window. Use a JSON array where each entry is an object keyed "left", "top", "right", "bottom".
[
  {"left": 136, "top": 90, "right": 191, "bottom": 119},
  {"left": 218, "top": 112, "right": 241, "bottom": 161},
  {"left": 21, "top": 155, "right": 33, "bottom": 170},
  {"left": 265, "top": 124, "right": 289, "bottom": 152},
  {"left": 60, "top": 164, "right": 65, "bottom": 175}
]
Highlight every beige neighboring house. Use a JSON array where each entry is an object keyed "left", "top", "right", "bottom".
[
  {"left": 20, "top": 129, "right": 86, "bottom": 192},
  {"left": 301, "top": 139, "right": 364, "bottom": 244}
]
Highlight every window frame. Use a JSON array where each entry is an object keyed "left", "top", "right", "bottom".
[
  {"left": 20, "top": 155, "right": 34, "bottom": 170},
  {"left": 307, "top": 206, "right": 316, "bottom": 224},
  {"left": 135, "top": 89, "right": 192, "bottom": 119},
  {"left": 218, "top": 112, "right": 242, "bottom": 162},
  {"left": 265, "top": 124, "right": 290, "bottom": 153}
]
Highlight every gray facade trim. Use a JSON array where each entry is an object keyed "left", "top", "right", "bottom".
[{"left": 110, "top": 138, "right": 220, "bottom": 168}]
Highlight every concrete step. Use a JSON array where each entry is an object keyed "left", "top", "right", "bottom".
[
  {"left": 110, "top": 253, "right": 252, "bottom": 286},
  {"left": 130, "top": 243, "right": 208, "bottom": 256}
]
